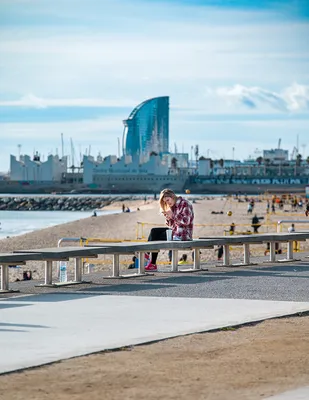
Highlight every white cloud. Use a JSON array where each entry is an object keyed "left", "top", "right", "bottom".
[
  {"left": 213, "top": 83, "right": 309, "bottom": 112},
  {"left": 0, "top": 94, "right": 136, "bottom": 108}
]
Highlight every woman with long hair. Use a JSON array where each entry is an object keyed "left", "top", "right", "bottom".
[{"left": 145, "top": 188, "right": 194, "bottom": 271}]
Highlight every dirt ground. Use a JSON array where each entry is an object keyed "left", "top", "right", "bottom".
[{"left": 0, "top": 315, "right": 308, "bottom": 400}]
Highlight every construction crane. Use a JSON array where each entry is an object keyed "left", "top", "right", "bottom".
[{"left": 291, "top": 146, "right": 298, "bottom": 160}]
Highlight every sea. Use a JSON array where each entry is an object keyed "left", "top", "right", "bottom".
[{"left": 0, "top": 209, "right": 120, "bottom": 240}]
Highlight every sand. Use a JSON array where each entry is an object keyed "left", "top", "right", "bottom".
[
  {"left": 0, "top": 315, "right": 308, "bottom": 400},
  {"left": 1, "top": 195, "right": 308, "bottom": 282},
  {"left": 1, "top": 195, "right": 309, "bottom": 399}
]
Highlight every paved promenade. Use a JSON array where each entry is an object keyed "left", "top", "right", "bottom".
[{"left": 1, "top": 260, "right": 309, "bottom": 399}]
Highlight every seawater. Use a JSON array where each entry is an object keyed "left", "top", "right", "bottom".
[{"left": 0, "top": 210, "right": 120, "bottom": 240}]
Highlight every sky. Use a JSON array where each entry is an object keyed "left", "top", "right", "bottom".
[{"left": 0, "top": 0, "right": 309, "bottom": 172}]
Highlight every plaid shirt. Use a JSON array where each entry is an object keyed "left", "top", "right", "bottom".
[{"left": 165, "top": 197, "right": 194, "bottom": 240}]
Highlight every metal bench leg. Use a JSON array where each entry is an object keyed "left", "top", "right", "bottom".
[
  {"left": 171, "top": 250, "right": 178, "bottom": 272},
  {"left": 287, "top": 241, "right": 293, "bottom": 260},
  {"left": 0, "top": 265, "right": 9, "bottom": 291},
  {"left": 193, "top": 248, "right": 200, "bottom": 269},
  {"left": 269, "top": 242, "right": 276, "bottom": 262},
  {"left": 223, "top": 245, "right": 230, "bottom": 266},
  {"left": 243, "top": 243, "right": 250, "bottom": 264},
  {"left": 45, "top": 260, "right": 53, "bottom": 285},
  {"left": 112, "top": 254, "right": 120, "bottom": 277},
  {"left": 75, "top": 258, "right": 82, "bottom": 282}
]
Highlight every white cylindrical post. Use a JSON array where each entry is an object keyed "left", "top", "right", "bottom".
[
  {"left": 112, "top": 254, "right": 120, "bottom": 277},
  {"left": 193, "top": 248, "right": 200, "bottom": 269},
  {"left": 45, "top": 260, "right": 53, "bottom": 285},
  {"left": 75, "top": 258, "right": 82, "bottom": 282},
  {"left": 0, "top": 265, "right": 9, "bottom": 291},
  {"left": 171, "top": 250, "right": 178, "bottom": 272},
  {"left": 269, "top": 242, "right": 276, "bottom": 262},
  {"left": 287, "top": 241, "right": 293, "bottom": 260},
  {"left": 223, "top": 245, "right": 230, "bottom": 266},
  {"left": 138, "top": 252, "right": 145, "bottom": 274},
  {"left": 243, "top": 243, "right": 250, "bottom": 265}
]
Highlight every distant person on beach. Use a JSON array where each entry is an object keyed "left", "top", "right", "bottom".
[
  {"left": 128, "top": 256, "right": 137, "bottom": 269},
  {"left": 217, "top": 245, "right": 224, "bottom": 261},
  {"left": 92, "top": 210, "right": 97, "bottom": 217},
  {"left": 251, "top": 214, "right": 263, "bottom": 233},
  {"left": 305, "top": 202, "right": 309, "bottom": 217},
  {"left": 288, "top": 223, "right": 295, "bottom": 233},
  {"left": 122, "top": 204, "right": 125, "bottom": 213},
  {"left": 145, "top": 188, "right": 194, "bottom": 271},
  {"left": 229, "top": 222, "right": 236, "bottom": 235},
  {"left": 266, "top": 200, "right": 270, "bottom": 214}
]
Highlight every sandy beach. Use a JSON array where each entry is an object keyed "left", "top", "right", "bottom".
[
  {"left": 1, "top": 195, "right": 308, "bottom": 282},
  {"left": 1, "top": 195, "right": 309, "bottom": 399}
]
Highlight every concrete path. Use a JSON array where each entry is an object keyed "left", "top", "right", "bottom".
[
  {"left": 1, "top": 293, "right": 309, "bottom": 375},
  {"left": 266, "top": 387, "right": 309, "bottom": 399}
]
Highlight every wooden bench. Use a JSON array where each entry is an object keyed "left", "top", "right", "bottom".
[
  {"left": 0, "top": 252, "right": 43, "bottom": 292},
  {"left": 1, "top": 232, "right": 309, "bottom": 292},
  {"left": 199, "top": 232, "right": 309, "bottom": 266},
  {"left": 0, "top": 240, "right": 220, "bottom": 290}
]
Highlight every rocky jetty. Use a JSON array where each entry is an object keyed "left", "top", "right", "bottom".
[{"left": 0, "top": 196, "right": 129, "bottom": 211}]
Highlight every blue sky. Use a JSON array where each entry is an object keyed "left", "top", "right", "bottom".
[{"left": 0, "top": 0, "right": 309, "bottom": 172}]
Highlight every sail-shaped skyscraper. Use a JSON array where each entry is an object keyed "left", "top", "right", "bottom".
[{"left": 122, "top": 96, "right": 169, "bottom": 157}]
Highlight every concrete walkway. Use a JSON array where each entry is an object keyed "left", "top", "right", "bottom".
[
  {"left": 266, "top": 387, "right": 309, "bottom": 399},
  {"left": 1, "top": 293, "right": 309, "bottom": 376}
]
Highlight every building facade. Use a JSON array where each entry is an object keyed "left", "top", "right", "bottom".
[
  {"left": 10, "top": 154, "right": 67, "bottom": 181},
  {"left": 122, "top": 96, "right": 169, "bottom": 158}
]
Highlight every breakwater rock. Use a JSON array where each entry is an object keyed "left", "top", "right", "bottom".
[{"left": 0, "top": 196, "right": 128, "bottom": 211}]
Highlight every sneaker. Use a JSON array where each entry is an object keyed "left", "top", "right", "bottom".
[
  {"left": 144, "top": 253, "right": 150, "bottom": 261},
  {"left": 145, "top": 262, "right": 157, "bottom": 271}
]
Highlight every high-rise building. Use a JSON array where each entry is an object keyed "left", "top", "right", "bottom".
[{"left": 122, "top": 96, "right": 169, "bottom": 157}]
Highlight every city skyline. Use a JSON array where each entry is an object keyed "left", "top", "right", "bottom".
[{"left": 0, "top": 0, "right": 308, "bottom": 172}]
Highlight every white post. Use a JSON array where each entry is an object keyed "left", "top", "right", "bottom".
[
  {"left": 287, "top": 241, "right": 293, "bottom": 260},
  {"left": 193, "top": 248, "right": 200, "bottom": 270},
  {"left": 243, "top": 243, "right": 250, "bottom": 265},
  {"left": 171, "top": 250, "right": 178, "bottom": 272},
  {"left": 45, "top": 260, "right": 53, "bottom": 285},
  {"left": 0, "top": 265, "right": 9, "bottom": 291},
  {"left": 223, "top": 245, "right": 230, "bottom": 266},
  {"left": 112, "top": 254, "right": 120, "bottom": 277},
  {"left": 269, "top": 242, "right": 276, "bottom": 262},
  {"left": 75, "top": 258, "right": 82, "bottom": 282},
  {"left": 138, "top": 251, "right": 145, "bottom": 274}
]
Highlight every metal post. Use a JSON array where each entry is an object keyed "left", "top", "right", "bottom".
[
  {"left": 75, "top": 258, "right": 82, "bottom": 282},
  {"left": 45, "top": 260, "right": 53, "bottom": 285},
  {"left": 138, "top": 251, "right": 145, "bottom": 274},
  {"left": 112, "top": 254, "right": 120, "bottom": 277},
  {"left": 243, "top": 243, "right": 250, "bottom": 265},
  {"left": 223, "top": 245, "right": 230, "bottom": 266},
  {"left": 171, "top": 250, "right": 178, "bottom": 272},
  {"left": 287, "top": 241, "right": 293, "bottom": 260},
  {"left": 269, "top": 242, "right": 276, "bottom": 262},
  {"left": 0, "top": 265, "right": 9, "bottom": 291},
  {"left": 193, "top": 248, "right": 200, "bottom": 270}
]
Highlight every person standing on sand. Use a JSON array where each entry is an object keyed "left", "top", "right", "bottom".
[{"left": 145, "top": 188, "right": 194, "bottom": 271}]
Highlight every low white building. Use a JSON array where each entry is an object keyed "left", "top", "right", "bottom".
[
  {"left": 263, "top": 149, "right": 289, "bottom": 163},
  {"left": 10, "top": 154, "right": 67, "bottom": 181},
  {"left": 83, "top": 153, "right": 169, "bottom": 184}
]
